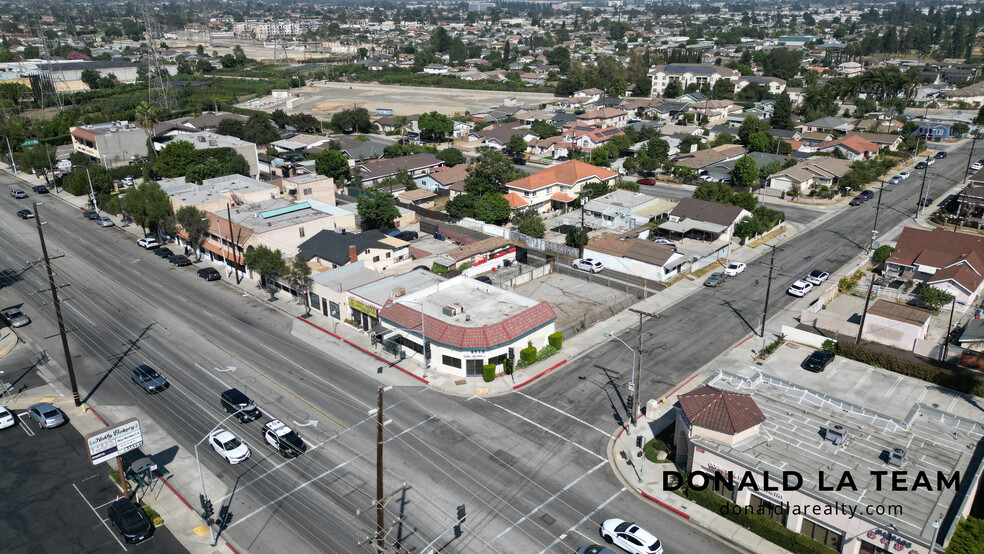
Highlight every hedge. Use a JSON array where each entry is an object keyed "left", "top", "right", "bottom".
[
  {"left": 683, "top": 487, "right": 837, "bottom": 554},
  {"left": 536, "top": 345, "right": 558, "bottom": 361},
  {"left": 834, "top": 342, "right": 984, "bottom": 396},
  {"left": 482, "top": 364, "right": 495, "bottom": 382},
  {"left": 520, "top": 346, "right": 537, "bottom": 365},
  {"left": 947, "top": 517, "right": 984, "bottom": 554},
  {"left": 548, "top": 332, "right": 563, "bottom": 349}
]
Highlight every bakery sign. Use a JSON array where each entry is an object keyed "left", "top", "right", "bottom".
[{"left": 84, "top": 418, "right": 143, "bottom": 465}]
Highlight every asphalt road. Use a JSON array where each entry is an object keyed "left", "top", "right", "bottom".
[
  {"left": 0, "top": 174, "right": 740, "bottom": 554},
  {"left": 0, "top": 405, "right": 186, "bottom": 553}
]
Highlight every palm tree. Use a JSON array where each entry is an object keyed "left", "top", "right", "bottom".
[{"left": 134, "top": 101, "right": 160, "bottom": 139}]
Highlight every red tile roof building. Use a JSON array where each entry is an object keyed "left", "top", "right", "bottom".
[
  {"left": 885, "top": 227, "right": 984, "bottom": 313},
  {"left": 504, "top": 159, "right": 618, "bottom": 214}
]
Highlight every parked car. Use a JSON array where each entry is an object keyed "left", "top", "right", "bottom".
[
  {"left": 572, "top": 258, "right": 604, "bottom": 273},
  {"left": 137, "top": 237, "right": 159, "bottom": 249},
  {"left": 849, "top": 196, "right": 865, "bottom": 206},
  {"left": 261, "top": 419, "right": 307, "bottom": 458},
  {"left": 153, "top": 247, "right": 174, "bottom": 258},
  {"left": 971, "top": 162, "right": 983, "bottom": 172},
  {"left": 82, "top": 210, "right": 99, "bottom": 220},
  {"left": 9, "top": 189, "right": 27, "bottom": 199},
  {"left": 889, "top": 176, "right": 902, "bottom": 185},
  {"left": 32, "top": 185, "right": 49, "bottom": 194},
  {"left": 27, "top": 402, "right": 65, "bottom": 429},
  {"left": 859, "top": 190, "right": 874, "bottom": 200},
  {"left": 918, "top": 197, "right": 934, "bottom": 207},
  {"left": 1, "top": 308, "right": 30, "bottom": 328},
  {"left": 914, "top": 161, "right": 927, "bottom": 170},
  {"left": 724, "top": 262, "right": 746, "bottom": 276},
  {"left": 0, "top": 405, "right": 15, "bottom": 429},
  {"left": 578, "top": 546, "right": 619, "bottom": 554},
  {"left": 16, "top": 209, "right": 34, "bottom": 219},
  {"left": 787, "top": 280, "right": 814, "bottom": 297},
  {"left": 898, "top": 171, "right": 910, "bottom": 179},
  {"left": 600, "top": 519, "right": 663, "bottom": 554},
  {"left": 803, "top": 350, "right": 835, "bottom": 372},
  {"left": 197, "top": 267, "right": 221, "bottom": 281},
  {"left": 220, "top": 388, "right": 262, "bottom": 422},
  {"left": 168, "top": 254, "right": 192, "bottom": 267},
  {"left": 935, "top": 151, "right": 947, "bottom": 159},
  {"left": 394, "top": 231, "right": 418, "bottom": 241},
  {"left": 130, "top": 364, "right": 169, "bottom": 393},
  {"left": 96, "top": 216, "right": 114, "bottom": 227},
  {"left": 926, "top": 157, "right": 936, "bottom": 166},
  {"left": 704, "top": 272, "right": 727, "bottom": 287},
  {"left": 637, "top": 178, "right": 656, "bottom": 186},
  {"left": 209, "top": 429, "right": 251, "bottom": 464},
  {"left": 474, "top": 275, "right": 492, "bottom": 284},
  {"left": 107, "top": 498, "right": 155, "bottom": 544},
  {"left": 511, "top": 157, "right": 527, "bottom": 165},
  {"left": 805, "top": 270, "right": 830, "bottom": 285}
]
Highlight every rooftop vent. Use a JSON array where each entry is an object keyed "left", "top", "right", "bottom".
[
  {"left": 442, "top": 305, "right": 458, "bottom": 317},
  {"left": 392, "top": 287, "right": 406, "bottom": 297},
  {"left": 465, "top": 314, "right": 471, "bottom": 322},
  {"left": 208, "top": 140, "right": 218, "bottom": 146},
  {"left": 887, "top": 447, "right": 906, "bottom": 468},
  {"left": 825, "top": 423, "right": 847, "bottom": 446},
  {"left": 197, "top": 136, "right": 207, "bottom": 143}
]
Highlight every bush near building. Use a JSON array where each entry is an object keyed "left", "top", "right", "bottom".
[
  {"left": 548, "top": 332, "right": 563, "bottom": 349},
  {"left": 833, "top": 342, "right": 984, "bottom": 396}
]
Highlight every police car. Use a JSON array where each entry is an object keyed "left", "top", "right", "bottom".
[{"left": 261, "top": 419, "right": 307, "bottom": 458}]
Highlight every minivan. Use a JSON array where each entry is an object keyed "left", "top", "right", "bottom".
[{"left": 221, "top": 388, "right": 262, "bottom": 422}]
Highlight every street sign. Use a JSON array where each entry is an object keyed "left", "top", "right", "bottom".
[
  {"left": 84, "top": 418, "right": 143, "bottom": 465},
  {"left": 22, "top": 139, "right": 39, "bottom": 147},
  {"left": 628, "top": 382, "right": 635, "bottom": 391}
]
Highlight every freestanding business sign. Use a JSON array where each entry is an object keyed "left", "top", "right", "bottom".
[{"left": 84, "top": 418, "right": 143, "bottom": 465}]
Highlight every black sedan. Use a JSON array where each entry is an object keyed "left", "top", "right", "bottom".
[
  {"left": 107, "top": 498, "right": 155, "bottom": 544},
  {"left": 918, "top": 197, "right": 934, "bottom": 207},
  {"left": 82, "top": 210, "right": 100, "bottom": 220},
  {"left": 802, "top": 350, "right": 835, "bottom": 372},
  {"left": 168, "top": 254, "right": 192, "bottom": 267},
  {"left": 153, "top": 247, "right": 174, "bottom": 258},
  {"left": 197, "top": 267, "right": 221, "bottom": 281},
  {"left": 16, "top": 209, "right": 34, "bottom": 219}
]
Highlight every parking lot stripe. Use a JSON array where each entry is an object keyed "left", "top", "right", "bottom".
[
  {"left": 17, "top": 413, "right": 34, "bottom": 436},
  {"left": 73, "top": 483, "right": 127, "bottom": 551}
]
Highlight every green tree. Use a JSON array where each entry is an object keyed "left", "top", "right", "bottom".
[
  {"left": 240, "top": 114, "right": 281, "bottom": 145},
  {"left": 761, "top": 48, "right": 802, "bottom": 80},
  {"left": 186, "top": 157, "right": 225, "bottom": 184},
  {"left": 445, "top": 192, "right": 477, "bottom": 219},
  {"left": 738, "top": 115, "right": 771, "bottom": 146},
  {"left": 356, "top": 191, "right": 400, "bottom": 230},
  {"left": 734, "top": 215, "right": 762, "bottom": 239},
  {"left": 120, "top": 186, "right": 149, "bottom": 234},
  {"left": 646, "top": 137, "right": 670, "bottom": 163},
  {"left": 506, "top": 134, "right": 528, "bottom": 157},
  {"left": 80, "top": 68, "right": 101, "bottom": 89},
  {"left": 243, "top": 245, "right": 287, "bottom": 299},
  {"left": 545, "top": 47, "right": 570, "bottom": 73},
  {"left": 513, "top": 208, "right": 545, "bottom": 237},
  {"left": 287, "top": 253, "right": 313, "bottom": 315},
  {"left": 873, "top": 245, "right": 895, "bottom": 264},
  {"left": 953, "top": 123, "right": 970, "bottom": 136},
  {"left": 314, "top": 149, "right": 351, "bottom": 184},
  {"left": 975, "top": 105, "right": 984, "bottom": 126},
  {"left": 711, "top": 133, "right": 735, "bottom": 147},
  {"left": 747, "top": 131, "right": 772, "bottom": 153},
  {"left": 770, "top": 92, "right": 794, "bottom": 130},
  {"left": 662, "top": 79, "right": 683, "bottom": 98},
  {"left": 582, "top": 180, "right": 611, "bottom": 199},
  {"left": 155, "top": 141, "right": 196, "bottom": 178},
  {"left": 465, "top": 150, "right": 522, "bottom": 196},
  {"left": 531, "top": 120, "right": 559, "bottom": 138},
  {"left": 418, "top": 111, "right": 453, "bottom": 142},
  {"left": 565, "top": 227, "right": 589, "bottom": 249},
  {"left": 195, "top": 59, "right": 214, "bottom": 73},
  {"left": 216, "top": 118, "right": 246, "bottom": 139},
  {"left": 175, "top": 205, "right": 210, "bottom": 260},
  {"left": 758, "top": 161, "right": 782, "bottom": 181},
  {"left": 473, "top": 192, "right": 511, "bottom": 225},
  {"left": 693, "top": 181, "right": 735, "bottom": 204},
  {"left": 436, "top": 148, "right": 465, "bottom": 166},
  {"left": 14, "top": 144, "right": 55, "bottom": 183},
  {"left": 918, "top": 286, "right": 955, "bottom": 310},
  {"left": 329, "top": 108, "right": 374, "bottom": 134}
]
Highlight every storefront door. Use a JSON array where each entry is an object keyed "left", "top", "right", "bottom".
[{"left": 465, "top": 359, "right": 484, "bottom": 377}]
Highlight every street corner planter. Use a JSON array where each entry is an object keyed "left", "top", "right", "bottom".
[{"left": 548, "top": 331, "right": 563, "bottom": 350}]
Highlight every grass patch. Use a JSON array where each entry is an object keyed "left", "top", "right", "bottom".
[
  {"left": 644, "top": 424, "right": 676, "bottom": 463},
  {"left": 141, "top": 505, "right": 164, "bottom": 527},
  {"left": 746, "top": 225, "right": 786, "bottom": 248},
  {"left": 109, "top": 469, "right": 122, "bottom": 487},
  {"left": 758, "top": 334, "right": 786, "bottom": 360},
  {"left": 690, "top": 260, "right": 725, "bottom": 279}
]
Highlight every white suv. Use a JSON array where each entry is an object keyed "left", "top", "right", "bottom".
[
  {"left": 137, "top": 237, "right": 159, "bottom": 249},
  {"left": 572, "top": 258, "right": 604, "bottom": 273},
  {"left": 787, "top": 280, "right": 814, "bottom": 297}
]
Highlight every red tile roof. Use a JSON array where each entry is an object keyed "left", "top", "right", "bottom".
[
  {"left": 504, "top": 191, "right": 529, "bottom": 208},
  {"left": 815, "top": 134, "right": 880, "bottom": 154},
  {"left": 378, "top": 300, "right": 557, "bottom": 350},
  {"left": 506, "top": 160, "right": 617, "bottom": 192},
  {"left": 678, "top": 385, "right": 766, "bottom": 434},
  {"left": 551, "top": 192, "right": 576, "bottom": 202}
]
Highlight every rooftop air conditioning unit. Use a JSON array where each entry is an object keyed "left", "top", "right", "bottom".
[
  {"left": 465, "top": 314, "right": 471, "bottom": 322},
  {"left": 392, "top": 287, "right": 406, "bottom": 297},
  {"left": 198, "top": 136, "right": 206, "bottom": 143},
  {"left": 208, "top": 140, "right": 218, "bottom": 146},
  {"left": 887, "top": 447, "right": 906, "bottom": 468},
  {"left": 442, "top": 305, "right": 458, "bottom": 317},
  {"left": 825, "top": 423, "right": 847, "bottom": 446}
]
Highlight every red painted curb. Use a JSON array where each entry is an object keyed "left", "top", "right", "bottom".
[
  {"left": 734, "top": 335, "right": 752, "bottom": 349},
  {"left": 158, "top": 477, "right": 195, "bottom": 511},
  {"left": 664, "top": 373, "right": 700, "bottom": 402},
  {"left": 513, "top": 359, "right": 567, "bottom": 390},
  {"left": 87, "top": 406, "right": 109, "bottom": 426},
  {"left": 296, "top": 317, "right": 429, "bottom": 384},
  {"left": 225, "top": 543, "right": 239, "bottom": 553},
  {"left": 616, "top": 425, "right": 627, "bottom": 438},
  {"left": 639, "top": 489, "right": 691, "bottom": 520}
]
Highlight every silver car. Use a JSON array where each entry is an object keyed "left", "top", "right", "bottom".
[
  {"left": 1, "top": 308, "right": 30, "bottom": 328},
  {"left": 131, "top": 364, "right": 169, "bottom": 393},
  {"left": 97, "top": 216, "right": 115, "bottom": 227},
  {"left": 27, "top": 402, "right": 65, "bottom": 429}
]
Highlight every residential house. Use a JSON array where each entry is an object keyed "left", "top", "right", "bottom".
[
  {"left": 423, "top": 64, "right": 451, "bottom": 75},
  {"left": 397, "top": 188, "right": 438, "bottom": 209},
  {"left": 647, "top": 64, "right": 740, "bottom": 98},
  {"left": 798, "top": 131, "right": 835, "bottom": 146},
  {"left": 374, "top": 114, "right": 418, "bottom": 134},
  {"left": 583, "top": 190, "right": 676, "bottom": 231},
  {"left": 299, "top": 229, "right": 412, "bottom": 272},
  {"left": 735, "top": 76, "right": 786, "bottom": 95},
  {"left": 434, "top": 237, "right": 514, "bottom": 270},
  {"left": 672, "top": 144, "right": 745, "bottom": 174},
  {"left": 356, "top": 153, "right": 445, "bottom": 187},
  {"left": 800, "top": 117, "right": 856, "bottom": 134},
  {"left": 845, "top": 132, "right": 904, "bottom": 151},
  {"left": 658, "top": 197, "right": 751, "bottom": 243},
  {"left": 468, "top": 122, "right": 538, "bottom": 151},
  {"left": 810, "top": 135, "right": 880, "bottom": 161},
  {"left": 860, "top": 299, "right": 934, "bottom": 352},
  {"left": 676, "top": 92, "right": 709, "bottom": 104},
  {"left": 910, "top": 120, "right": 954, "bottom": 140},
  {"left": 503, "top": 160, "right": 618, "bottom": 213},
  {"left": 69, "top": 121, "right": 148, "bottom": 168},
  {"left": 576, "top": 107, "right": 629, "bottom": 129},
  {"left": 942, "top": 81, "right": 984, "bottom": 104},
  {"left": 702, "top": 152, "right": 787, "bottom": 183},
  {"left": 565, "top": 126, "right": 625, "bottom": 150},
  {"left": 836, "top": 61, "right": 863, "bottom": 77},
  {"left": 584, "top": 234, "right": 687, "bottom": 282},
  {"left": 414, "top": 163, "right": 469, "bottom": 192},
  {"left": 766, "top": 156, "right": 853, "bottom": 194},
  {"left": 279, "top": 173, "right": 338, "bottom": 204},
  {"left": 884, "top": 227, "right": 984, "bottom": 312},
  {"left": 688, "top": 100, "right": 743, "bottom": 126}
]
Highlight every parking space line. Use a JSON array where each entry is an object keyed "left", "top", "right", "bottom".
[
  {"left": 17, "top": 413, "right": 35, "bottom": 436},
  {"left": 95, "top": 499, "right": 118, "bottom": 509},
  {"left": 73, "top": 484, "right": 127, "bottom": 551}
]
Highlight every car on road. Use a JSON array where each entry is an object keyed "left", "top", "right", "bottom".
[
  {"left": 926, "top": 157, "right": 936, "bottom": 166},
  {"left": 261, "top": 419, "right": 307, "bottom": 458},
  {"left": 209, "top": 429, "right": 251, "bottom": 464},
  {"left": 578, "top": 546, "right": 619, "bottom": 554},
  {"left": 393, "top": 231, "right": 418, "bottom": 241},
  {"left": 27, "top": 402, "right": 65, "bottom": 429},
  {"left": 0, "top": 405, "right": 16, "bottom": 429},
  {"left": 511, "top": 157, "right": 527, "bottom": 165},
  {"left": 704, "top": 272, "right": 727, "bottom": 287},
  {"left": 220, "top": 388, "right": 262, "bottom": 422},
  {"left": 724, "top": 262, "right": 746, "bottom": 276},
  {"left": 107, "top": 498, "right": 155, "bottom": 544},
  {"left": 197, "top": 267, "right": 221, "bottom": 281},
  {"left": 935, "top": 151, "right": 947, "bottom": 159},
  {"left": 32, "top": 185, "right": 49, "bottom": 194},
  {"left": 898, "top": 171, "right": 910, "bottom": 179},
  {"left": 914, "top": 161, "right": 927, "bottom": 170},
  {"left": 972, "top": 162, "right": 984, "bottom": 172},
  {"left": 9, "top": 188, "right": 27, "bottom": 199},
  {"left": 803, "top": 350, "right": 835, "bottom": 372},
  {"left": 1, "top": 308, "right": 31, "bottom": 328},
  {"left": 849, "top": 195, "right": 866, "bottom": 206},
  {"left": 805, "top": 270, "right": 830, "bottom": 285},
  {"left": 137, "top": 237, "right": 159, "bottom": 249},
  {"left": 153, "top": 247, "right": 174, "bottom": 258},
  {"left": 16, "top": 209, "right": 34, "bottom": 219},
  {"left": 600, "top": 519, "right": 663, "bottom": 554},
  {"left": 82, "top": 210, "right": 99, "bottom": 220},
  {"left": 130, "top": 364, "right": 169, "bottom": 394},
  {"left": 787, "top": 280, "right": 814, "bottom": 297},
  {"left": 637, "top": 177, "right": 656, "bottom": 186},
  {"left": 889, "top": 176, "right": 902, "bottom": 185},
  {"left": 96, "top": 216, "right": 114, "bottom": 227},
  {"left": 859, "top": 190, "right": 874, "bottom": 200},
  {"left": 572, "top": 258, "right": 604, "bottom": 273},
  {"left": 918, "top": 197, "right": 934, "bottom": 207},
  {"left": 168, "top": 254, "right": 192, "bottom": 267}
]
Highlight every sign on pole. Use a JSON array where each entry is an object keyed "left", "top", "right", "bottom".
[
  {"left": 84, "top": 418, "right": 143, "bottom": 465},
  {"left": 22, "top": 139, "right": 39, "bottom": 147},
  {"left": 628, "top": 382, "right": 635, "bottom": 391}
]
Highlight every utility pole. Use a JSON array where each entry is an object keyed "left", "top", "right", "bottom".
[
  {"left": 375, "top": 386, "right": 384, "bottom": 551},
  {"left": 856, "top": 273, "right": 876, "bottom": 345},
  {"left": 627, "top": 308, "right": 660, "bottom": 426},
  {"left": 942, "top": 299, "right": 956, "bottom": 363},
  {"left": 868, "top": 180, "right": 885, "bottom": 253},
  {"left": 760, "top": 245, "right": 781, "bottom": 348},
  {"left": 579, "top": 195, "right": 587, "bottom": 258},
  {"left": 965, "top": 133, "right": 980, "bottom": 184},
  {"left": 33, "top": 203, "right": 81, "bottom": 406},
  {"left": 917, "top": 152, "right": 930, "bottom": 218}
]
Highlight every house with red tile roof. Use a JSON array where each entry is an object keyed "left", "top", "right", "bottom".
[
  {"left": 809, "top": 134, "right": 880, "bottom": 161},
  {"left": 503, "top": 160, "right": 619, "bottom": 214},
  {"left": 885, "top": 227, "right": 984, "bottom": 312},
  {"left": 562, "top": 126, "right": 625, "bottom": 150},
  {"left": 377, "top": 276, "right": 558, "bottom": 378}
]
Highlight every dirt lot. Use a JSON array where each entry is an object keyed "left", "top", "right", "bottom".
[{"left": 514, "top": 272, "right": 638, "bottom": 335}]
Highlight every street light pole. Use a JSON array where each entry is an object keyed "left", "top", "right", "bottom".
[
  {"left": 928, "top": 513, "right": 943, "bottom": 554},
  {"left": 965, "top": 133, "right": 980, "bottom": 184},
  {"left": 74, "top": 165, "right": 98, "bottom": 212},
  {"left": 194, "top": 411, "right": 243, "bottom": 547},
  {"left": 867, "top": 180, "right": 884, "bottom": 253},
  {"left": 605, "top": 332, "right": 637, "bottom": 432},
  {"left": 2, "top": 136, "right": 16, "bottom": 174}
]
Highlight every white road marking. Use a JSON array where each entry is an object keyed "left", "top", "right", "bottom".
[
  {"left": 536, "top": 487, "right": 625, "bottom": 554},
  {"left": 193, "top": 363, "right": 231, "bottom": 389},
  {"left": 493, "top": 461, "right": 607, "bottom": 541},
  {"left": 261, "top": 343, "right": 370, "bottom": 409},
  {"left": 17, "top": 413, "right": 35, "bottom": 436},
  {"left": 480, "top": 398, "right": 604, "bottom": 461},
  {"left": 73, "top": 484, "right": 127, "bottom": 551},
  {"left": 66, "top": 303, "right": 95, "bottom": 326},
  {"left": 515, "top": 391, "right": 609, "bottom": 436}
]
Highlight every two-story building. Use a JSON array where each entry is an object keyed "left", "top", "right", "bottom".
[
  {"left": 70, "top": 121, "right": 149, "bottom": 168},
  {"left": 299, "top": 229, "right": 412, "bottom": 272},
  {"left": 648, "top": 64, "right": 740, "bottom": 98},
  {"left": 502, "top": 160, "right": 619, "bottom": 214},
  {"left": 575, "top": 107, "right": 629, "bottom": 129}
]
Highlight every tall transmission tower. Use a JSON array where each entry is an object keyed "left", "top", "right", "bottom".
[
  {"left": 141, "top": 0, "right": 174, "bottom": 113},
  {"left": 31, "top": 0, "right": 65, "bottom": 112}
]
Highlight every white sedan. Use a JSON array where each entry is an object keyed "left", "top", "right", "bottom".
[
  {"left": 209, "top": 429, "right": 251, "bottom": 464},
  {"left": 0, "top": 405, "right": 15, "bottom": 430},
  {"left": 898, "top": 171, "right": 911, "bottom": 179},
  {"left": 572, "top": 258, "right": 604, "bottom": 273},
  {"left": 724, "top": 262, "right": 746, "bottom": 276},
  {"left": 972, "top": 162, "right": 984, "bottom": 172},
  {"left": 787, "top": 280, "right": 814, "bottom": 297},
  {"left": 600, "top": 519, "right": 663, "bottom": 554},
  {"left": 805, "top": 270, "right": 830, "bottom": 285}
]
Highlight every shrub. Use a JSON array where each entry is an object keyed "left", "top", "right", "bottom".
[
  {"left": 759, "top": 334, "right": 785, "bottom": 359},
  {"left": 141, "top": 505, "right": 163, "bottom": 527},
  {"left": 520, "top": 346, "right": 537, "bottom": 365},
  {"left": 872, "top": 245, "right": 895, "bottom": 263},
  {"left": 536, "top": 345, "right": 558, "bottom": 361},
  {"left": 548, "top": 332, "right": 563, "bottom": 349},
  {"left": 947, "top": 517, "right": 984, "bottom": 554},
  {"left": 833, "top": 341, "right": 982, "bottom": 395},
  {"left": 838, "top": 270, "right": 863, "bottom": 293},
  {"left": 482, "top": 364, "right": 495, "bottom": 382},
  {"left": 821, "top": 339, "right": 837, "bottom": 353},
  {"left": 503, "top": 358, "right": 514, "bottom": 375}
]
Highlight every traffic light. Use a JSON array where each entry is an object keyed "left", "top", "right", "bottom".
[
  {"left": 508, "top": 347, "right": 514, "bottom": 359},
  {"left": 636, "top": 436, "right": 643, "bottom": 449},
  {"left": 200, "top": 495, "right": 214, "bottom": 521}
]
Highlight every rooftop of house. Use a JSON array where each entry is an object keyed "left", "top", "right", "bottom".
[
  {"left": 669, "top": 197, "right": 747, "bottom": 227},
  {"left": 357, "top": 153, "right": 444, "bottom": 181},
  {"left": 506, "top": 159, "right": 618, "bottom": 191},
  {"left": 162, "top": 174, "right": 276, "bottom": 205},
  {"left": 299, "top": 229, "right": 400, "bottom": 266},
  {"left": 678, "top": 385, "right": 766, "bottom": 434},
  {"left": 867, "top": 299, "right": 933, "bottom": 327},
  {"left": 226, "top": 199, "right": 338, "bottom": 232},
  {"left": 350, "top": 269, "right": 447, "bottom": 307},
  {"left": 171, "top": 131, "right": 257, "bottom": 149},
  {"left": 309, "top": 261, "right": 384, "bottom": 293}
]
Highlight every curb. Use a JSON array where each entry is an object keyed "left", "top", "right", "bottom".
[
  {"left": 638, "top": 489, "right": 691, "bottom": 520},
  {"left": 295, "top": 316, "right": 430, "bottom": 384},
  {"left": 512, "top": 359, "right": 566, "bottom": 390}
]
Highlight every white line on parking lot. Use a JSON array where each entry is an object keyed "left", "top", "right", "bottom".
[
  {"left": 479, "top": 398, "right": 604, "bottom": 461},
  {"left": 515, "top": 391, "right": 609, "bottom": 436},
  {"left": 17, "top": 413, "right": 34, "bottom": 436},
  {"left": 493, "top": 461, "right": 607, "bottom": 541},
  {"left": 73, "top": 483, "right": 127, "bottom": 551}
]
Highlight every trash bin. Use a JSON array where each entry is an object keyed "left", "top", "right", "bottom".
[{"left": 435, "top": 232, "right": 444, "bottom": 241}]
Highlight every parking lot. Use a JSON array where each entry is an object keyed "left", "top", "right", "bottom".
[
  {"left": 0, "top": 405, "right": 186, "bottom": 553},
  {"left": 513, "top": 271, "right": 638, "bottom": 335}
]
